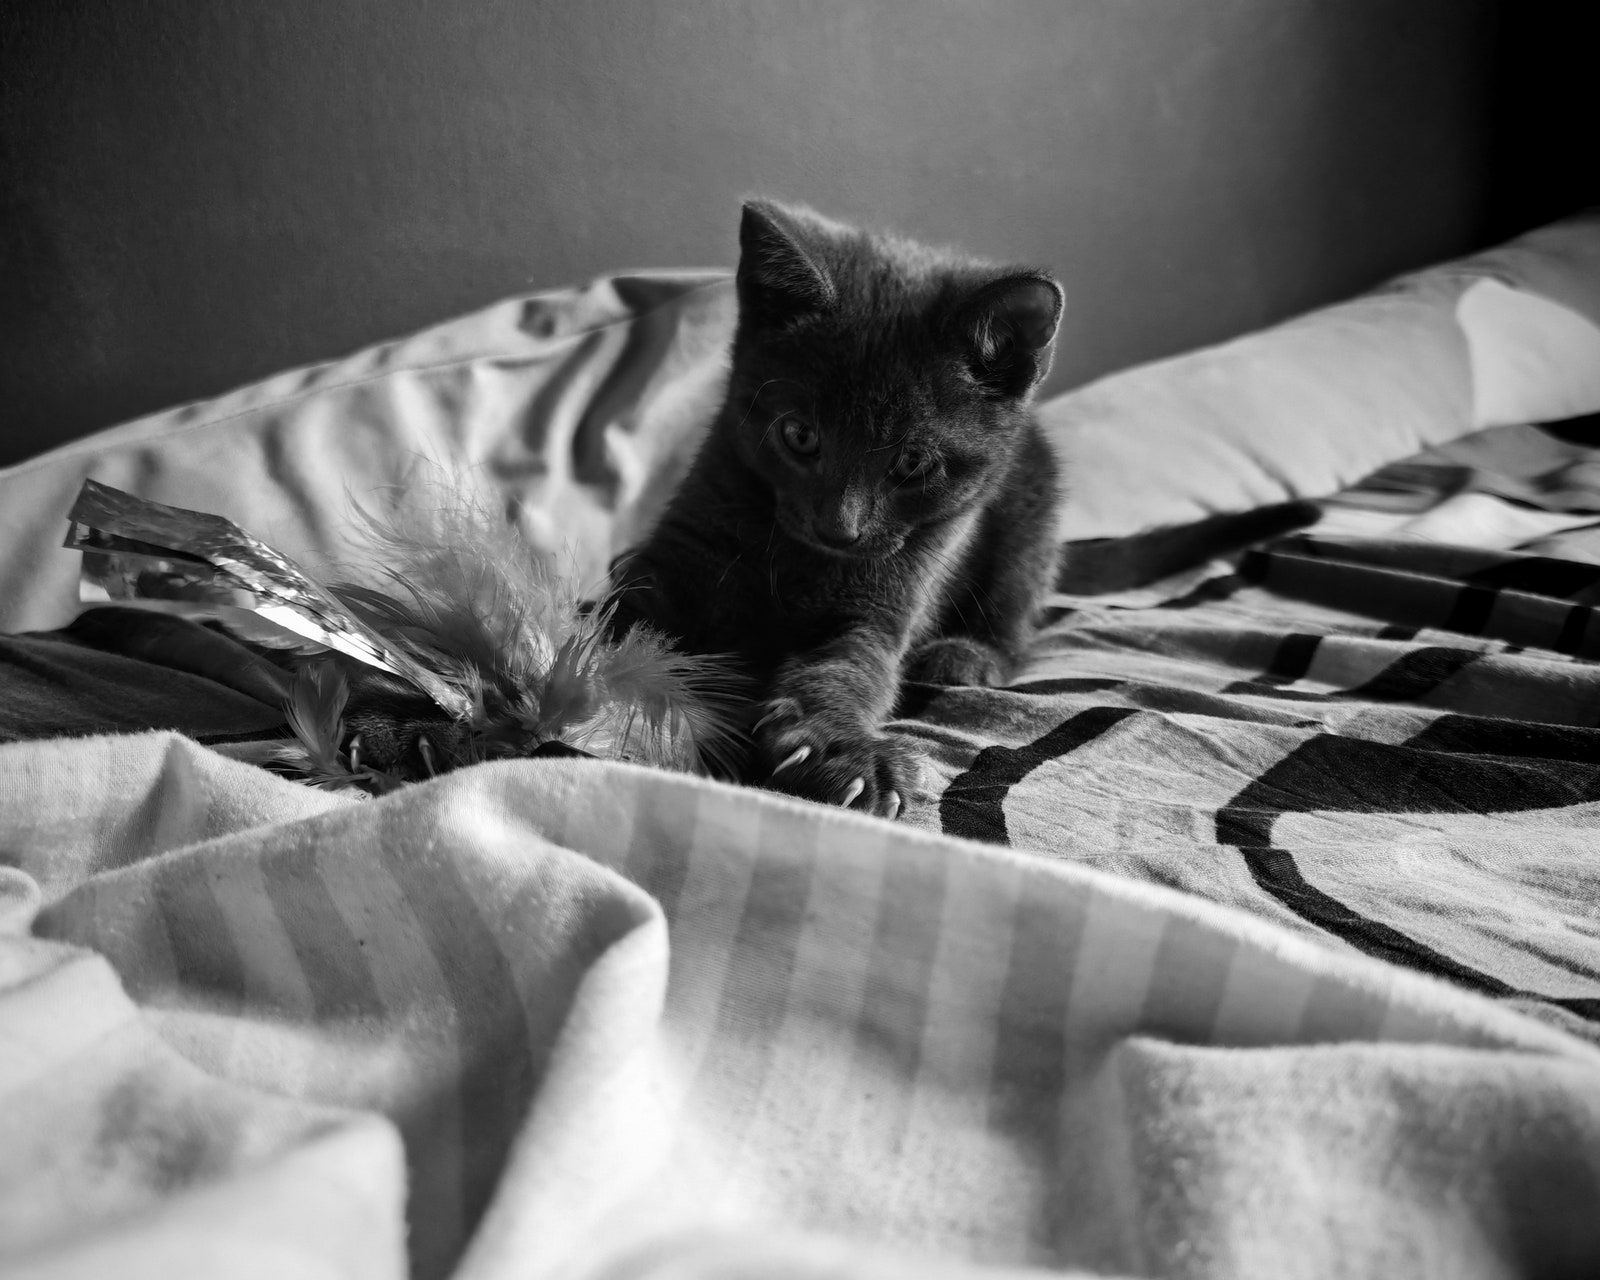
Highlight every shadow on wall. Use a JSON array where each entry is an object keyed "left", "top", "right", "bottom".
[
  {"left": 1481, "top": 1, "right": 1599, "bottom": 244},
  {"left": 0, "top": 0, "right": 1588, "bottom": 468}
]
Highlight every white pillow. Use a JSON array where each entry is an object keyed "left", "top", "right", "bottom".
[
  {"left": 0, "top": 272, "right": 735, "bottom": 634},
  {"left": 1042, "top": 211, "right": 1600, "bottom": 543}
]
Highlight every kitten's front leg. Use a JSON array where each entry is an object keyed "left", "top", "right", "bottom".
[
  {"left": 755, "top": 626, "right": 923, "bottom": 820},
  {"left": 906, "top": 430, "right": 1061, "bottom": 688}
]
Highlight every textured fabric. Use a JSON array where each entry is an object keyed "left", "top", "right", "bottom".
[
  {"left": 898, "top": 528, "right": 1600, "bottom": 1047},
  {"left": 0, "top": 611, "right": 290, "bottom": 745},
  {"left": 3, "top": 734, "right": 1597, "bottom": 1280}
]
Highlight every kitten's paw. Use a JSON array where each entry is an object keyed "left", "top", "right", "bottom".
[
  {"left": 905, "top": 636, "right": 1007, "bottom": 688},
  {"left": 755, "top": 700, "right": 922, "bottom": 819}
]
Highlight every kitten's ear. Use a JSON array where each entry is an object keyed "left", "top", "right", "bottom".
[
  {"left": 737, "top": 201, "right": 837, "bottom": 326},
  {"left": 952, "top": 273, "right": 1064, "bottom": 398}
]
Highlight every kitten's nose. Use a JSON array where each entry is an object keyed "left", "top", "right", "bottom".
[{"left": 812, "top": 515, "right": 861, "bottom": 548}]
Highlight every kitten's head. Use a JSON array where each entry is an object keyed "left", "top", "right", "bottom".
[{"left": 723, "top": 199, "right": 1062, "bottom": 559}]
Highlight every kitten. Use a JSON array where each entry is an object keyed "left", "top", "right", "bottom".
[{"left": 606, "top": 200, "right": 1064, "bottom": 818}]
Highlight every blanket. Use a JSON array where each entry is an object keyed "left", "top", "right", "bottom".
[
  {"left": 900, "top": 529, "right": 1600, "bottom": 1050},
  {"left": 4, "top": 735, "right": 1600, "bottom": 1280}
]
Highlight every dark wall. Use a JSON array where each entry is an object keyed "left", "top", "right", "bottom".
[{"left": 0, "top": 0, "right": 1573, "bottom": 468}]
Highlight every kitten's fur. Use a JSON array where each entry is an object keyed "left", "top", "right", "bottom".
[{"left": 607, "top": 200, "right": 1064, "bottom": 817}]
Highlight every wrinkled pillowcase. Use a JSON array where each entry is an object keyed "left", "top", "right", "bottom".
[
  {"left": 1043, "top": 210, "right": 1600, "bottom": 542},
  {"left": 0, "top": 272, "right": 737, "bottom": 633}
]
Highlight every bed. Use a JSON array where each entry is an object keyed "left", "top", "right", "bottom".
[{"left": 2, "top": 213, "right": 1599, "bottom": 1280}]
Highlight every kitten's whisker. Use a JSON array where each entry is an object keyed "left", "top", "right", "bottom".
[
  {"left": 733, "top": 378, "right": 809, "bottom": 433},
  {"left": 867, "top": 428, "right": 913, "bottom": 456},
  {"left": 757, "top": 412, "right": 788, "bottom": 452},
  {"left": 733, "top": 379, "right": 784, "bottom": 432}
]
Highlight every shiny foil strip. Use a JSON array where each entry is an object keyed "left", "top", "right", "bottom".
[{"left": 65, "top": 479, "right": 472, "bottom": 717}]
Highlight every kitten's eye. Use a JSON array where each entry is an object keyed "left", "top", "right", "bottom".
[
  {"left": 781, "top": 417, "right": 820, "bottom": 457},
  {"left": 891, "top": 448, "right": 929, "bottom": 479}
]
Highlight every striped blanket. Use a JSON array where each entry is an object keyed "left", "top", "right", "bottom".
[
  {"left": 902, "top": 529, "right": 1600, "bottom": 1048},
  {"left": 4, "top": 731, "right": 1599, "bottom": 1280}
]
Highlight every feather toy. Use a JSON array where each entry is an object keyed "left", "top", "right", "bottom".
[{"left": 65, "top": 478, "right": 746, "bottom": 795}]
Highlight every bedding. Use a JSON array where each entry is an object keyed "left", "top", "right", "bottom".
[
  {"left": 1047, "top": 209, "right": 1600, "bottom": 542},
  {"left": 4, "top": 216, "right": 1600, "bottom": 1279}
]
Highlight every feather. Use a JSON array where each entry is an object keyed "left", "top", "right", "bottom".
[{"left": 313, "top": 474, "right": 748, "bottom": 784}]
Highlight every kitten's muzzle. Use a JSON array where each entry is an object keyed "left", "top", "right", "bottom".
[
  {"left": 811, "top": 522, "right": 862, "bottom": 551},
  {"left": 811, "top": 502, "right": 865, "bottom": 550},
  {"left": 802, "top": 525, "right": 903, "bottom": 560}
]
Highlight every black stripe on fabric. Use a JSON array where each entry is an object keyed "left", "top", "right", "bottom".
[
  {"left": 940, "top": 706, "right": 1140, "bottom": 844},
  {"left": 192, "top": 728, "right": 293, "bottom": 746},
  {"left": 1219, "top": 681, "right": 1331, "bottom": 703},
  {"left": 894, "top": 681, "right": 948, "bottom": 721},
  {"left": 1241, "top": 847, "right": 1502, "bottom": 978},
  {"left": 1557, "top": 605, "right": 1593, "bottom": 656},
  {"left": 1538, "top": 412, "right": 1600, "bottom": 447},
  {"left": 1375, "top": 625, "right": 1418, "bottom": 642},
  {"left": 1466, "top": 557, "right": 1600, "bottom": 600},
  {"left": 1240, "top": 849, "right": 1600, "bottom": 1022},
  {"left": 1260, "top": 632, "right": 1323, "bottom": 686},
  {"left": 1237, "top": 548, "right": 1271, "bottom": 583},
  {"left": 1403, "top": 714, "right": 1600, "bottom": 764},
  {"left": 892, "top": 671, "right": 1115, "bottom": 722},
  {"left": 1218, "top": 734, "right": 1600, "bottom": 1023},
  {"left": 1343, "top": 646, "right": 1483, "bottom": 701},
  {"left": 1223, "top": 733, "right": 1600, "bottom": 828},
  {"left": 1444, "top": 584, "right": 1499, "bottom": 637},
  {"left": 1228, "top": 641, "right": 1497, "bottom": 705},
  {"left": 1005, "top": 677, "right": 1126, "bottom": 697}
]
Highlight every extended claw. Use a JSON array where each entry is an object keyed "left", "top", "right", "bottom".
[
  {"left": 417, "top": 735, "right": 438, "bottom": 778},
  {"left": 347, "top": 732, "right": 364, "bottom": 774},
  {"left": 885, "top": 790, "right": 902, "bottom": 821},
  {"left": 841, "top": 776, "right": 866, "bottom": 808},
  {"left": 774, "top": 744, "right": 812, "bottom": 774},
  {"left": 752, "top": 707, "right": 787, "bottom": 735}
]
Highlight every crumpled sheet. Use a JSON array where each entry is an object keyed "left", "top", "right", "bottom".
[{"left": 2, "top": 732, "right": 1599, "bottom": 1280}]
